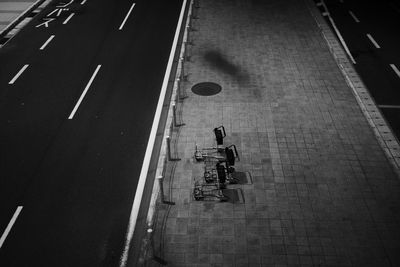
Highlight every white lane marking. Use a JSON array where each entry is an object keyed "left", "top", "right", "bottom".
[
  {"left": 119, "top": 2, "right": 136, "bottom": 30},
  {"left": 119, "top": 0, "right": 188, "bottom": 266},
  {"left": 40, "top": 35, "right": 55, "bottom": 50},
  {"left": 390, "top": 64, "right": 400, "bottom": 78},
  {"left": 68, "top": 65, "right": 101, "bottom": 119},
  {"left": 0, "top": 206, "right": 23, "bottom": 248},
  {"left": 379, "top": 105, "right": 400, "bottom": 109},
  {"left": 319, "top": 0, "right": 356, "bottom": 64},
  {"left": 36, "top": 18, "right": 55, "bottom": 28},
  {"left": 63, "top": 13, "right": 75, "bottom": 25},
  {"left": 81, "top": 0, "right": 87, "bottom": 4},
  {"left": 367, "top": 33, "right": 381, "bottom": 48},
  {"left": 349, "top": 10, "right": 360, "bottom": 23},
  {"left": 9, "top": 64, "right": 29, "bottom": 84}
]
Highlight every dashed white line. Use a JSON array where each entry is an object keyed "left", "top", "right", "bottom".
[
  {"left": 63, "top": 13, "right": 75, "bottom": 24},
  {"left": 390, "top": 64, "right": 400, "bottom": 78},
  {"left": 68, "top": 65, "right": 101, "bottom": 119},
  {"left": 0, "top": 206, "right": 23, "bottom": 248},
  {"left": 367, "top": 33, "right": 381, "bottom": 49},
  {"left": 379, "top": 105, "right": 400, "bottom": 109},
  {"left": 349, "top": 10, "right": 360, "bottom": 23},
  {"left": 40, "top": 35, "right": 55, "bottom": 50},
  {"left": 81, "top": 0, "right": 87, "bottom": 4},
  {"left": 119, "top": 2, "right": 136, "bottom": 30},
  {"left": 9, "top": 64, "right": 29, "bottom": 84}
]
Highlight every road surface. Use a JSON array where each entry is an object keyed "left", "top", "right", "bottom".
[{"left": 0, "top": 0, "right": 183, "bottom": 265}]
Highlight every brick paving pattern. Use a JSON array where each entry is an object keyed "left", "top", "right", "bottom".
[{"left": 151, "top": 0, "right": 400, "bottom": 266}]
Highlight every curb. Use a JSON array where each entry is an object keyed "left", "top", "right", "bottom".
[
  {"left": 0, "top": 0, "right": 46, "bottom": 39},
  {"left": 305, "top": 0, "right": 400, "bottom": 177}
]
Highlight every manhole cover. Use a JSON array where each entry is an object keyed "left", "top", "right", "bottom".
[{"left": 191, "top": 82, "right": 222, "bottom": 96}]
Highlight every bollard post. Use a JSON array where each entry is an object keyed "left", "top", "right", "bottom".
[
  {"left": 180, "top": 57, "right": 189, "bottom": 81},
  {"left": 146, "top": 228, "right": 168, "bottom": 265},
  {"left": 166, "top": 136, "right": 181, "bottom": 161},
  {"left": 173, "top": 104, "right": 185, "bottom": 127},
  {"left": 157, "top": 175, "right": 175, "bottom": 205},
  {"left": 176, "top": 77, "right": 188, "bottom": 100}
]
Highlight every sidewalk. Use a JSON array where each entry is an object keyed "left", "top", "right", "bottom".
[
  {"left": 147, "top": 0, "right": 400, "bottom": 266},
  {"left": 0, "top": 0, "right": 49, "bottom": 46},
  {"left": 0, "top": 0, "right": 36, "bottom": 32}
]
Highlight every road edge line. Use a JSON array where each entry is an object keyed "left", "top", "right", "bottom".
[
  {"left": 119, "top": 0, "right": 188, "bottom": 266},
  {"left": 305, "top": 0, "right": 400, "bottom": 176}
]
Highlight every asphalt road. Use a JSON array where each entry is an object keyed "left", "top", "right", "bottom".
[
  {"left": 323, "top": 0, "right": 400, "bottom": 139},
  {"left": 0, "top": 0, "right": 183, "bottom": 265}
]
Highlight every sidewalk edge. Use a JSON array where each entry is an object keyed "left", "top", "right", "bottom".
[
  {"left": 0, "top": 0, "right": 46, "bottom": 39},
  {"left": 304, "top": 0, "right": 400, "bottom": 177}
]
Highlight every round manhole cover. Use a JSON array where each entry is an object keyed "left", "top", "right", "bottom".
[{"left": 191, "top": 82, "right": 222, "bottom": 96}]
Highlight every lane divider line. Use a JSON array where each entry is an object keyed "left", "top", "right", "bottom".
[
  {"left": 348, "top": 10, "right": 360, "bottom": 23},
  {"left": 81, "top": 0, "right": 87, "bottom": 5},
  {"left": 367, "top": 33, "right": 381, "bottom": 49},
  {"left": 119, "top": 0, "right": 187, "bottom": 266},
  {"left": 9, "top": 64, "right": 29, "bottom": 84},
  {"left": 119, "top": 2, "right": 136, "bottom": 30},
  {"left": 379, "top": 105, "right": 400, "bottom": 109},
  {"left": 40, "top": 35, "right": 55, "bottom": 50},
  {"left": 63, "top": 13, "right": 75, "bottom": 25},
  {"left": 390, "top": 64, "right": 400, "bottom": 78},
  {"left": 68, "top": 64, "right": 101, "bottom": 119},
  {"left": 0, "top": 206, "right": 23, "bottom": 248}
]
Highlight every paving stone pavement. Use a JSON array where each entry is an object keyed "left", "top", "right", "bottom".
[{"left": 150, "top": 0, "right": 400, "bottom": 266}]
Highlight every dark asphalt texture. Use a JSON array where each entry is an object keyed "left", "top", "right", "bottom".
[
  {"left": 324, "top": 0, "right": 400, "bottom": 140},
  {"left": 0, "top": 0, "right": 183, "bottom": 265}
]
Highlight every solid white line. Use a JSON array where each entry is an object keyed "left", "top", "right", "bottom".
[
  {"left": 320, "top": 0, "right": 356, "bottom": 64},
  {"left": 0, "top": 206, "right": 23, "bottom": 248},
  {"left": 63, "top": 13, "right": 75, "bottom": 25},
  {"left": 119, "top": 0, "right": 188, "bottom": 266},
  {"left": 390, "top": 64, "right": 400, "bottom": 78},
  {"left": 379, "top": 105, "right": 400, "bottom": 109},
  {"left": 68, "top": 65, "right": 101, "bottom": 119},
  {"left": 119, "top": 2, "right": 136, "bottom": 30},
  {"left": 9, "top": 64, "right": 29, "bottom": 84},
  {"left": 349, "top": 10, "right": 360, "bottom": 23},
  {"left": 367, "top": 33, "right": 381, "bottom": 48},
  {"left": 40, "top": 35, "right": 55, "bottom": 50}
]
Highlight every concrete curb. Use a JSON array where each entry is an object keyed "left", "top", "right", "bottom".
[
  {"left": 0, "top": 0, "right": 46, "bottom": 39},
  {"left": 304, "top": 0, "right": 400, "bottom": 177}
]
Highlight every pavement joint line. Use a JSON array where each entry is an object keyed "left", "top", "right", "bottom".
[
  {"left": 348, "top": 10, "right": 360, "bottom": 23},
  {"left": 119, "top": 0, "right": 187, "bottom": 265},
  {"left": 390, "top": 64, "right": 400, "bottom": 78},
  {"left": 68, "top": 64, "right": 101, "bottom": 119},
  {"left": 118, "top": 2, "right": 136, "bottom": 30},
  {"left": 0, "top": 206, "right": 23, "bottom": 248},
  {"left": 8, "top": 64, "right": 29, "bottom": 84},
  {"left": 39, "top": 34, "right": 55, "bottom": 50},
  {"left": 63, "top": 13, "right": 74, "bottom": 25},
  {"left": 366, "top": 33, "right": 381, "bottom": 48}
]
